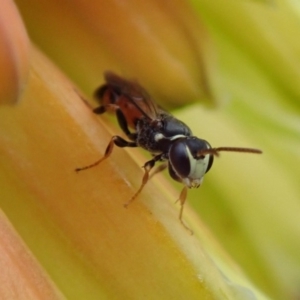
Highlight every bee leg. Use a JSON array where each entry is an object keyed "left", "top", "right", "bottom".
[
  {"left": 124, "top": 154, "right": 163, "bottom": 207},
  {"left": 177, "top": 186, "right": 193, "bottom": 235},
  {"left": 94, "top": 104, "right": 137, "bottom": 141},
  {"left": 93, "top": 105, "right": 107, "bottom": 115},
  {"left": 149, "top": 162, "right": 167, "bottom": 179},
  {"left": 75, "top": 136, "right": 137, "bottom": 172},
  {"left": 115, "top": 108, "right": 137, "bottom": 141}
]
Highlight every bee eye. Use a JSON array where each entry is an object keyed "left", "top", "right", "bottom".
[{"left": 169, "top": 139, "right": 191, "bottom": 178}]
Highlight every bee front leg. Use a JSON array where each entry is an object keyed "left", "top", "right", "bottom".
[
  {"left": 177, "top": 186, "right": 193, "bottom": 235},
  {"left": 75, "top": 136, "right": 137, "bottom": 172}
]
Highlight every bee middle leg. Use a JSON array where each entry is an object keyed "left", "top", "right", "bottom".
[
  {"left": 124, "top": 154, "right": 164, "bottom": 207},
  {"left": 149, "top": 162, "right": 167, "bottom": 180}
]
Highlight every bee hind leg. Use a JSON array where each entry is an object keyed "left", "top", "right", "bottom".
[
  {"left": 94, "top": 104, "right": 137, "bottom": 142},
  {"left": 75, "top": 136, "right": 137, "bottom": 172}
]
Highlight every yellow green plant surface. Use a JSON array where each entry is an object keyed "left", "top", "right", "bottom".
[{"left": 1, "top": 0, "right": 300, "bottom": 299}]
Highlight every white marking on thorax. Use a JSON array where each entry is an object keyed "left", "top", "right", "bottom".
[{"left": 154, "top": 133, "right": 186, "bottom": 142}]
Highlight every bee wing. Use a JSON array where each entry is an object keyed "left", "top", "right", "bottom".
[{"left": 104, "top": 71, "right": 159, "bottom": 120}]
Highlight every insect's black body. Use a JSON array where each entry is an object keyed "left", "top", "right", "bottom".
[
  {"left": 76, "top": 72, "right": 262, "bottom": 233},
  {"left": 136, "top": 113, "right": 191, "bottom": 152}
]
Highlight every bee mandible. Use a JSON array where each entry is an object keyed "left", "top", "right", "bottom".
[{"left": 76, "top": 72, "right": 262, "bottom": 233}]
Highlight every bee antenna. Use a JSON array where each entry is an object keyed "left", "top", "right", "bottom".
[
  {"left": 197, "top": 147, "right": 262, "bottom": 158},
  {"left": 214, "top": 147, "right": 263, "bottom": 154}
]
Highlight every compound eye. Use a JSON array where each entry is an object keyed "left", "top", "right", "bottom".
[
  {"left": 206, "top": 154, "right": 214, "bottom": 173},
  {"left": 169, "top": 139, "right": 191, "bottom": 178}
]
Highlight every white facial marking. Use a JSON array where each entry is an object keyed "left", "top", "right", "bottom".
[{"left": 183, "top": 146, "right": 210, "bottom": 188}]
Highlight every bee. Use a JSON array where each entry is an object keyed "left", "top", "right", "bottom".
[{"left": 76, "top": 72, "right": 262, "bottom": 233}]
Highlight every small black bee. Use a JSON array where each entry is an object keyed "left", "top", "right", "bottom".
[{"left": 76, "top": 72, "right": 262, "bottom": 233}]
